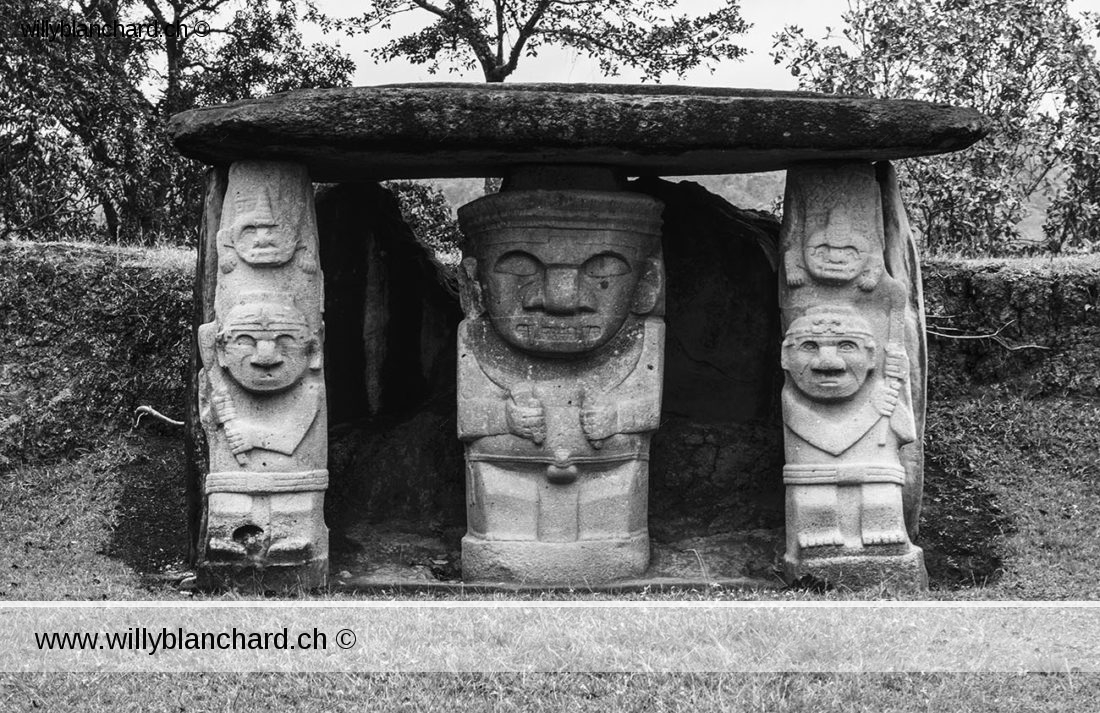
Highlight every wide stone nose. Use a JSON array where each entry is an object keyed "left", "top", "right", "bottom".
[
  {"left": 253, "top": 226, "right": 277, "bottom": 247},
  {"left": 812, "top": 345, "right": 845, "bottom": 371},
  {"left": 541, "top": 267, "right": 583, "bottom": 314},
  {"left": 251, "top": 339, "right": 283, "bottom": 367}
]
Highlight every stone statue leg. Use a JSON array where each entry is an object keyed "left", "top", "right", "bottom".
[
  {"left": 786, "top": 483, "right": 843, "bottom": 549},
  {"left": 859, "top": 482, "right": 908, "bottom": 546}
]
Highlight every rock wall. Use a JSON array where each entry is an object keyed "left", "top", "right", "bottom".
[{"left": 924, "top": 257, "right": 1100, "bottom": 399}]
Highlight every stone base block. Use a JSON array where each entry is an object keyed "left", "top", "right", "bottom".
[
  {"left": 783, "top": 547, "right": 927, "bottom": 591},
  {"left": 197, "top": 558, "right": 328, "bottom": 592},
  {"left": 462, "top": 533, "right": 649, "bottom": 585}
]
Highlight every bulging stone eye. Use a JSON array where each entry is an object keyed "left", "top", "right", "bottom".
[
  {"left": 583, "top": 253, "right": 630, "bottom": 278},
  {"left": 838, "top": 340, "right": 859, "bottom": 352},
  {"left": 494, "top": 251, "right": 540, "bottom": 276},
  {"left": 234, "top": 335, "right": 257, "bottom": 348},
  {"left": 800, "top": 340, "right": 819, "bottom": 352}
]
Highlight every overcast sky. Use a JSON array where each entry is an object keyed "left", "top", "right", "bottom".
[
  {"left": 311, "top": 0, "right": 1100, "bottom": 88},
  {"left": 312, "top": 0, "right": 848, "bottom": 89}
]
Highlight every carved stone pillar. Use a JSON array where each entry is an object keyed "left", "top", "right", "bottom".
[
  {"left": 456, "top": 186, "right": 665, "bottom": 583},
  {"left": 196, "top": 161, "right": 328, "bottom": 589},
  {"left": 778, "top": 161, "right": 927, "bottom": 590}
]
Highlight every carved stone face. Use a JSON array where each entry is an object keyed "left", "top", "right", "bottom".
[
  {"left": 478, "top": 235, "right": 651, "bottom": 355},
  {"left": 783, "top": 309, "right": 876, "bottom": 402},
  {"left": 217, "top": 302, "right": 318, "bottom": 393},
  {"left": 802, "top": 206, "right": 874, "bottom": 285},
  {"left": 231, "top": 218, "right": 299, "bottom": 266},
  {"left": 804, "top": 233, "right": 869, "bottom": 285}
]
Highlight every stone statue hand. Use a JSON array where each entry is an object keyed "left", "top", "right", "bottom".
[
  {"left": 223, "top": 421, "right": 251, "bottom": 459},
  {"left": 580, "top": 394, "right": 619, "bottom": 446},
  {"left": 884, "top": 347, "right": 910, "bottom": 383},
  {"left": 856, "top": 265, "right": 882, "bottom": 292},
  {"left": 211, "top": 389, "right": 238, "bottom": 424},
  {"left": 506, "top": 386, "right": 546, "bottom": 445},
  {"left": 785, "top": 263, "right": 808, "bottom": 288},
  {"left": 875, "top": 382, "right": 901, "bottom": 417}
]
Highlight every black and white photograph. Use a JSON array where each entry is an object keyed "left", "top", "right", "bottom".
[{"left": 2, "top": 0, "right": 1100, "bottom": 709}]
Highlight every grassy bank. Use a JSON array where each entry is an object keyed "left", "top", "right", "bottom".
[{"left": 3, "top": 672, "right": 1099, "bottom": 711}]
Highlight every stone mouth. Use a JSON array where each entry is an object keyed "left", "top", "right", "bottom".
[
  {"left": 243, "top": 248, "right": 291, "bottom": 263},
  {"left": 515, "top": 322, "right": 602, "bottom": 343}
]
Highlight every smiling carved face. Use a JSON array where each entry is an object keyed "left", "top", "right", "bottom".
[
  {"left": 217, "top": 302, "right": 318, "bottom": 393},
  {"left": 478, "top": 234, "right": 650, "bottom": 356},
  {"left": 782, "top": 308, "right": 876, "bottom": 402}
]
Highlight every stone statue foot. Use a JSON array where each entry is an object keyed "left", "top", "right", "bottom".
[
  {"left": 207, "top": 538, "right": 248, "bottom": 560},
  {"left": 798, "top": 530, "right": 844, "bottom": 548},
  {"left": 267, "top": 537, "right": 313, "bottom": 562},
  {"left": 862, "top": 529, "right": 907, "bottom": 546}
]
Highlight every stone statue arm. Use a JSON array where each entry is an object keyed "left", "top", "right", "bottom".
[
  {"left": 457, "top": 390, "right": 548, "bottom": 444},
  {"left": 457, "top": 394, "right": 511, "bottom": 441},
  {"left": 782, "top": 238, "right": 809, "bottom": 289},
  {"left": 857, "top": 255, "right": 885, "bottom": 292},
  {"left": 581, "top": 392, "right": 661, "bottom": 443},
  {"left": 197, "top": 321, "right": 250, "bottom": 465},
  {"left": 780, "top": 181, "right": 809, "bottom": 288},
  {"left": 456, "top": 323, "right": 545, "bottom": 443},
  {"left": 580, "top": 320, "right": 664, "bottom": 443},
  {"left": 875, "top": 278, "right": 917, "bottom": 444}
]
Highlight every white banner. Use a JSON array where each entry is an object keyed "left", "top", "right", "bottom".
[{"left": 3, "top": 603, "right": 1098, "bottom": 673}]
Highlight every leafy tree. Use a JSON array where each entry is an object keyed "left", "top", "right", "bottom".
[
  {"left": 1, "top": 0, "right": 353, "bottom": 245},
  {"left": 324, "top": 0, "right": 749, "bottom": 83},
  {"left": 773, "top": 0, "right": 1100, "bottom": 255},
  {"left": 387, "top": 180, "right": 464, "bottom": 265}
]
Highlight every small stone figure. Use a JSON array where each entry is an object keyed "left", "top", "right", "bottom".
[
  {"left": 781, "top": 305, "right": 914, "bottom": 553},
  {"left": 787, "top": 206, "right": 885, "bottom": 292},
  {"left": 456, "top": 189, "right": 664, "bottom": 583},
  {"left": 217, "top": 164, "right": 318, "bottom": 274}
]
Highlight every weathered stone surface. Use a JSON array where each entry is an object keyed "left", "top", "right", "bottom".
[
  {"left": 169, "top": 84, "right": 991, "bottom": 181},
  {"left": 778, "top": 161, "right": 927, "bottom": 590},
  {"left": 456, "top": 184, "right": 665, "bottom": 583},
  {"left": 196, "top": 161, "right": 329, "bottom": 589}
]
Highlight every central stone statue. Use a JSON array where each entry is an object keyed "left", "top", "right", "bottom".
[{"left": 456, "top": 188, "right": 665, "bottom": 583}]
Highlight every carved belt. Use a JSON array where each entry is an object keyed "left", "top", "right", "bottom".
[
  {"left": 466, "top": 449, "right": 647, "bottom": 484},
  {"left": 465, "top": 451, "right": 647, "bottom": 465},
  {"left": 783, "top": 463, "right": 905, "bottom": 486},
  {"left": 205, "top": 469, "right": 329, "bottom": 494}
]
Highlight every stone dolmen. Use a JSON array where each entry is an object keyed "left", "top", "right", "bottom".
[{"left": 171, "top": 84, "right": 989, "bottom": 590}]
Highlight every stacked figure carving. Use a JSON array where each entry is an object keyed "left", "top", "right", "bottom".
[
  {"left": 197, "top": 161, "right": 329, "bottom": 588},
  {"left": 456, "top": 190, "right": 665, "bottom": 583},
  {"left": 779, "top": 161, "right": 928, "bottom": 589}
]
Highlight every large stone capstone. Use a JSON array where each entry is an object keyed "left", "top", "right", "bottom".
[{"left": 169, "top": 84, "right": 991, "bottom": 180}]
